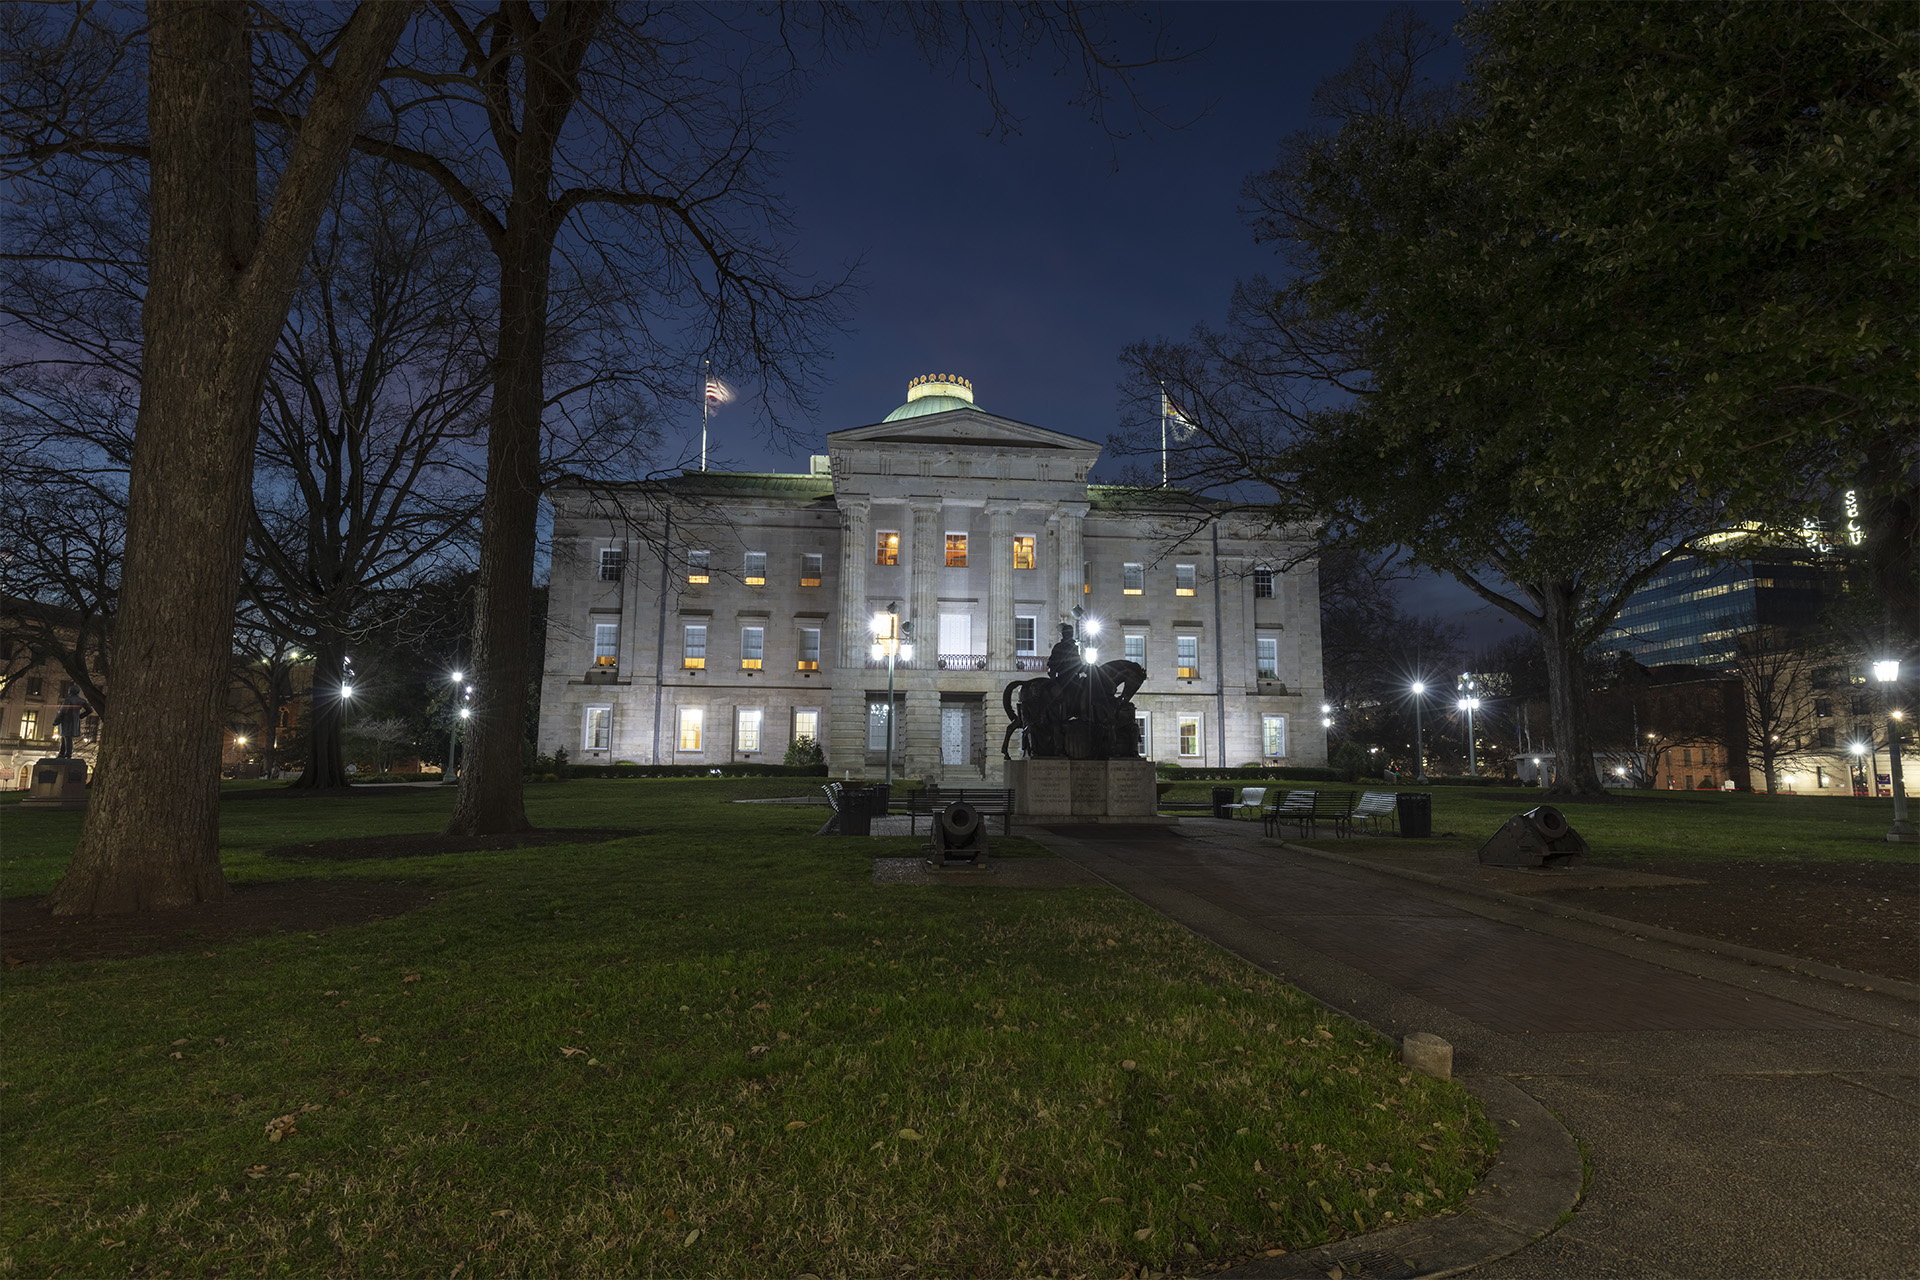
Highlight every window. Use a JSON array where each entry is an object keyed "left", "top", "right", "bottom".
[
  {"left": 1123, "top": 563, "right": 1144, "bottom": 594},
  {"left": 677, "top": 707, "right": 704, "bottom": 752},
  {"left": 1816, "top": 767, "right": 1828, "bottom": 788},
  {"left": 1816, "top": 727, "right": 1836, "bottom": 747},
  {"left": 583, "top": 706, "right": 612, "bottom": 751},
  {"left": 794, "top": 708, "right": 820, "bottom": 744},
  {"left": 687, "top": 549, "right": 710, "bottom": 583},
  {"left": 798, "top": 627, "right": 820, "bottom": 670},
  {"left": 598, "top": 547, "right": 624, "bottom": 581},
  {"left": 1083, "top": 562, "right": 1090, "bottom": 594},
  {"left": 1254, "top": 567, "right": 1274, "bottom": 598},
  {"left": 1179, "top": 716, "right": 1201, "bottom": 757},
  {"left": 1814, "top": 698, "right": 1833, "bottom": 717},
  {"left": 741, "top": 626, "right": 764, "bottom": 669},
  {"left": 1176, "top": 635, "right": 1198, "bottom": 678},
  {"left": 1175, "top": 564, "right": 1196, "bottom": 596},
  {"left": 736, "top": 707, "right": 763, "bottom": 753},
  {"left": 1124, "top": 634, "right": 1145, "bottom": 664},
  {"left": 682, "top": 624, "right": 707, "bottom": 669},
  {"left": 1262, "top": 714, "right": 1287, "bottom": 758},
  {"left": 1013, "top": 535, "right": 1036, "bottom": 570},
  {"left": 939, "top": 613, "right": 972, "bottom": 657},
  {"left": 24, "top": 676, "right": 42, "bottom": 699},
  {"left": 946, "top": 532, "right": 968, "bottom": 567},
  {"left": 867, "top": 699, "right": 892, "bottom": 751},
  {"left": 1256, "top": 637, "right": 1278, "bottom": 679},
  {"left": 801, "top": 553, "right": 823, "bottom": 587},
  {"left": 1134, "top": 711, "right": 1151, "bottom": 756},
  {"left": 1015, "top": 616, "right": 1037, "bottom": 655},
  {"left": 1681, "top": 747, "right": 1692, "bottom": 766},
  {"left": 19, "top": 711, "right": 39, "bottom": 739},
  {"left": 743, "top": 551, "right": 766, "bottom": 585},
  {"left": 876, "top": 531, "right": 899, "bottom": 565},
  {"left": 593, "top": 622, "right": 619, "bottom": 668}
]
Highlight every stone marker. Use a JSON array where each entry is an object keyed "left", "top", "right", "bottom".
[{"left": 1402, "top": 1031, "right": 1453, "bottom": 1080}]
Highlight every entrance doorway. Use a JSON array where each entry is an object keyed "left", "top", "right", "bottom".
[{"left": 941, "top": 704, "right": 971, "bottom": 766}]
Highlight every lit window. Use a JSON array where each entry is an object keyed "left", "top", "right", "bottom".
[
  {"left": 1179, "top": 716, "right": 1200, "bottom": 757},
  {"left": 794, "top": 708, "right": 819, "bottom": 743},
  {"left": 593, "top": 622, "right": 619, "bottom": 668},
  {"left": 1175, "top": 564, "right": 1196, "bottom": 596},
  {"left": 741, "top": 626, "right": 764, "bottom": 669},
  {"left": 744, "top": 551, "right": 766, "bottom": 585},
  {"left": 946, "top": 533, "right": 968, "bottom": 567},
  {"left": 598, "top": 547, "right": 624, "bottom": 582},
  {"left": 877, "top": 531, "right": 899, "bottom": 566},
  {"left": 1124, "top": 634, "right": 1145, "bottom": 664},
  {"left": 1123, "top": 563, "right": 1144, "bottom": 595},
  {"left": 24, "top": 676, "right": 44, "bottom": 700},
  {"left": 1254, "top": 567, "right": 1274, "bottom": 598},
  {"left": 19, "top": 710, "right": 39, "bottom": 739},
  {"left": 687, "top": 549, "right": 710, "bottom": 583},
  {"left": 1176, "top": 635, "right": 1198, "bottom": 678},
  {"left": 683, "top": 624, "right": 707, "bottom": 669},
  {"left": 798, "top": 627, "right": 820, "bottom": 670},
  {"left": 1256, "top": 637, "right": 1278, "bottom": 679},
  {"left": 867, "top": 699, "right": 892, "bottom": 751},
  {"left": 801, "top": 553, "right": 822, "bottom": 587},
  {"left": 1013, "top": 535, "right": 1036, "bottom": 570},
  {"left": 1262, "top": 714, "right": 1287, "bottom": 758},
  {"left": 1083, "top": 561, "right": 1090, "bottom": 594},
  {"left": 677, "top": 707, "right": 704, "bottom": 752},
  {"left": 584, "top": 706, "right": 612, "bottom": 751},
  {"left": 737, "top": 707, "right": 763, "bottom": 753},
  {"left": 1014, "top": 616, "right": 1037, "bottom": 656},
  {"left": 1134, "top": 711, "right": 1150, "bottom": 756}
]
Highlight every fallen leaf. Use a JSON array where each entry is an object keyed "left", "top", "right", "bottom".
[
  {"left": 684, "top": 1228, "right": 700, "bottom": 1246},
  {"left": 172, "top": 1038, "right": 189, "bottom": 1046},
  {"left": 403, "top": 974, "right": 420, "bottom": 983},
  {"left": 170, "top": 1052, "right": 182, "bottom": 1059},
  {"left": 719, "top": 1124, "right": 735, "bottom": 1138},
  {"left": 264, "top": 1114, "right": 299, "bottom": 1142},
  {"left": 776, "top": 1031, "right": 791, "bottom": 1041},
  {"left": 748, "top": 1045, "right": 769, "bottom": 1060},
  {"left": 561, "top": 1047, "right": 586, "bottom": 1057},
  {"left": 1133, "top": 1227, "right": 1153, "bottom": 1240},
  {"left": 751, "top": 1002, "right": 770, "bottom": 1011},
  {"left": 1099, "top": 1196, "right": 1122, "bottom": 1204},
  {"left": 663, "top": 1208, "right": 680, "bottom": 1221},
  {"left": 897, "top": 1128, "right": 922, "bottom": 1141},
  {"left": 202, "top": 951, "right": 216, "bottom": 958},
  {"left": 1317, "top": 1197, "right": 1334, "bottom": 1214},
  {"left": 785, "top": 1120, "right": 809, "bottom": 1131},
  {"left": 492, "top": 1209, "right": 512, "bottom": 1218},
  {"left": 1121, "top": 1060, "right": 1137, "bottom": 1071},
  {"left": 360, "top": 1035, "right": 382, "bottom": 1045}
]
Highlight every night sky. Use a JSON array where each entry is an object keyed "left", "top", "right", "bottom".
[{"left": 672, "top": 1, "right": 1502, "bottom": 645}]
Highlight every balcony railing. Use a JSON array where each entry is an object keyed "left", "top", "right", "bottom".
[
  {"left": 1013, "top": 655, "right": 1044, "bottom": 671},
  {"left": 937, "top": 653, "right": 988, "bottom": 670}
]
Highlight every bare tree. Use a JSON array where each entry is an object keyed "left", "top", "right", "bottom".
[{"left": 1736, "top": 626, "right": 1830, "bottom": 795}]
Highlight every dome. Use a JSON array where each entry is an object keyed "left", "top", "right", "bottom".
[{"left": 882, "top": 374, "right": 975, "bottom": 422}]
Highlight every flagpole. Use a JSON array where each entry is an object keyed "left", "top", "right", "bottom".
[
  {"left": 701, "top": 359, "right": 709, "bottom": 473},
  {"left": 1159, "top": 388, "right": 1168, "bottom": 488}
]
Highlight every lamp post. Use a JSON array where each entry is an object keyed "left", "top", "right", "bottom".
[
  {"left": 1072, "top": 606, "right": 1100, "bottom": 747},
  {"left": 1849, "top": 740, "right": 1868, "bottom": 796},
  {"left": 442, "top": 671, "right": 469, "bottom": 785},
  {"left": 870, "top": 603, "right": 912, "bottom": 787},
  {"left": 1874, "top": 660, "right": 1915, "bottom": 843},
  {"left": 1410, "top": 681, "right": 1427, "bottom": 782},
  {"left": 1456, "top": 673, "right": 1480, "bottom": 778}
]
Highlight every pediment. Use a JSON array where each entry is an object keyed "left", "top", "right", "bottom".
[{"left": 828, "top": 408, "right": 1098, "bottom": 454}]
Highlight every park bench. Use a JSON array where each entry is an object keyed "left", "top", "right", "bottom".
[
  {"left": 1231, "top": 787, "right": 1268, "bottom": 820},
  {"left": 907, "top": 786, "right": 1015, "bottom": 836},
  {"left": 1263, "top": 789, "right": 1355, "bottom": 839},
  {"left": 1353, "top": 790, "right": 1400, "bottom": 834}
]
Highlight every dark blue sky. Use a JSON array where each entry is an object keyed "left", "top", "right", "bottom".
[{"left": 674, "top": 1, "right": 1505, "bottom": 646}]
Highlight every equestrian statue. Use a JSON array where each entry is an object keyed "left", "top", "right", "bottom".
[{"left": 1001, "top": 623, "right": 1146, "bottom": 760}]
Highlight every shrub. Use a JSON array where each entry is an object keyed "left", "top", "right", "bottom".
[
  {"left": 1153, "top": 764, "right": 1341, "bottom": 782},
  {"left": 1330, "top": 741, "right": 1369, "bottom": 784},
  {"left": 566, "top": 762, "right": 830, "bottom": 779},
  {"left": 783, "top": 735, "right": 825, "bottom": 768}
]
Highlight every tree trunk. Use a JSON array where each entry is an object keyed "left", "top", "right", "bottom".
[
  {"left": 445, "top": 223, "right": 549, "bottom": 836},
  {"left": 289, "top": 641, "right": 351, "bottom": 789},
  {"left": 48, "top": 3, "right": 411, "bottom": 916},
  {"left": 1536, "top": 580, "right": 1607, "bottom": 798}
]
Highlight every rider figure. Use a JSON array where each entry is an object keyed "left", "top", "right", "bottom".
[{"left": 1046, "top": 623, "right": 1084, "bottom": 683}]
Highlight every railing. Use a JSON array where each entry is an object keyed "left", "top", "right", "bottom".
[
  {"left": 937, "top": 653, "right": 988, "bottom": 670},
  {"left": 1013, "top": 656, "right": 1044, "bottom": 671}
]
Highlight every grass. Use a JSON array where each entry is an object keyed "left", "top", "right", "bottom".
[
  {"left": 1165, "top": 782, "right": 1918, "bottom": 864},
  {"left": 2, "top": 779, "right": 1494, "bottom": 1278}
]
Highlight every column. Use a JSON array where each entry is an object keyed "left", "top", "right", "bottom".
[
  {"left": 1054, "top": 502, "right": 1087, "bottom": 628},
  {"left": 909, "top": 498, "right": 940, "bottom": 646},
  {"left": 836, "top": 498, "right": 870, "bottom": 668},
  {"left": 986, "top": 500, "right": 1017, "bottom": 668}
]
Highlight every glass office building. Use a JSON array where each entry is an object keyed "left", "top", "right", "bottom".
[{"left": 1605, "top": 552, "right": 1836, "bottom": 670}]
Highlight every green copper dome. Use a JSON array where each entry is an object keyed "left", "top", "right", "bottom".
[{"left": 882, "top": 374, "right": 975, "bottom": 422}]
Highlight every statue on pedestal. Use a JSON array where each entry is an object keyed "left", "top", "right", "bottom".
[{"left": 1001, "top": 624, "right": 1146, "bottom": 760}]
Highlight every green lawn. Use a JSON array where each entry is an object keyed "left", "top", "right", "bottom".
[
  {"left": 2, "top": 780, "right": 1493, "bottom": 1277},
  {"left": 1165, "top": 782, "right": 1918, "bottom": 864}
]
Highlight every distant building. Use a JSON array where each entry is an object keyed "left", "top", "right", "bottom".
[
  {"left": 537, "top": 376, "right": 1328, "bottom": 782},
  {"left": 1, "top": 604, "right": 102, "bottom": 790},
  {"left": 1604, "top": 546, "right": 1838, "bottom": 670}
]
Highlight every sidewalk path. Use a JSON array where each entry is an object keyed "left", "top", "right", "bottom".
[{"left": 1023, "top": 820, "right": 1919, "bottom": 1279}]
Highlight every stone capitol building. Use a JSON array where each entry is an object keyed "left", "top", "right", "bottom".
[{"left": 538, "top": 375, "right": 1327, "bottom": 783}]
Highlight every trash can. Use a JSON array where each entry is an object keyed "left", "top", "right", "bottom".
[
  {"left": 1211, "top": 786, "right": 1236, "bottom": 819},
  {"left": 1396, "top": 792, "right": 1432, "bottom": 839}
]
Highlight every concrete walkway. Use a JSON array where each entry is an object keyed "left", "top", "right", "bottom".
[{"left": 1021, "top": 820, "right": 1919, "bottom": 1279}]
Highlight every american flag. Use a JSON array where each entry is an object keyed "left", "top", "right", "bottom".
[
  {"left": 1162, "top": 390, "right": 1196, "bottom": 439},
  {"left": 704, "top": 377, "right": 733, "bottom": 406}
]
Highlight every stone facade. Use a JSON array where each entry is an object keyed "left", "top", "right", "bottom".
[{"left": 537, "top": 380, "right": 1327, "bottom": 781}]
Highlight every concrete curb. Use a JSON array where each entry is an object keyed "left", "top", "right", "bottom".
[
  {"left": 1280, "top": 840, "right": 1920, "bottom": 1004},
  {"left": 1220, "top": 1076, "right": 1583, "bottom": 1279}
]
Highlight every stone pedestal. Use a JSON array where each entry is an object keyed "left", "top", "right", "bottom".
[
  {"left": 21, "top": 757, "right": 89, "bottom": 810},
  {"left": 1007, "top": 757, "right": 1171, "bottom": 823}
]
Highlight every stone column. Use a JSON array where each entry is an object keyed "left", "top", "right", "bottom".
[
  {"left": 909, "top": 498, "right": 940, "bottom": 648},
  {"left": 1054, "top": 502, "right": 1087, "bottom": 629},
  {"left": 836, "top": 498, "right": 870, "bottom": 668},
  {"left": 985, "top": 500, "right": 1017, "bottom": 668}
]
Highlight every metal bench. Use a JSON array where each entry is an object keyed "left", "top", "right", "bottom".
[
  {"left": 1265, "top": 789, "right": 1355, "bottom": 839},
  {"left": 1353, "top": 790, "right": 1400, "bottom": 834},
  {"left": 1263, "top": 789, "right": 1315, "bottom": 836},
  {"left": 907, "top": 786, "right": 1015, "bottom": 836},
  {"left": 1232, "top": 786, "right": 1269, "bottom": 820}
]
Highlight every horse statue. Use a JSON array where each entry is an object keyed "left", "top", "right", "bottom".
[{"left": 1001, "top": 624, "right": 1146, "bottom": 760}]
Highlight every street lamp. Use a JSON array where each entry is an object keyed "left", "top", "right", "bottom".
[
  {"left": 1849, "top": 741, "right": 1868, "bottom": 795},
  {"left": 1456, "top": 673, "right": 1480, "bottom": 777},
  {"left": 1072, "top": 606, "right": 1099, "bottom": 747},
  {"left": 1410, "top": 681, "right": 1428, "bottom": 782},
  {"left": 870, "top": 603, "right": 911, "bottom": 787},
  {"left": 442, "top": 671, "right": 469, "bottom": 785},
  {"left": 1874, "top": 660, "right": 1915, "bottom": 843}
]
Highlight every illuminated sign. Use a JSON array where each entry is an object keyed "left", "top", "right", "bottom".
[{"left": 1843, "top": 489, "right": 1863, "bottom": 545}]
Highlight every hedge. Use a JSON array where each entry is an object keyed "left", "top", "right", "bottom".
[
  {"left": 558, "top": 762, "right": 830, "bottom": 780},
  {"left": 1153, "top": 765, "right": 1343, "bottom": 782}
]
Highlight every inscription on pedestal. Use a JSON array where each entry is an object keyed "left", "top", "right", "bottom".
[
  {"left": 1070, "top": 761, "right": 1108, "bottom": 815},
  {"left": 1012, "top": 759, "right": 1072, "bottom": 816},
  {"left": 1106, "top": 759, "right": 1157, "bottom": 816}
]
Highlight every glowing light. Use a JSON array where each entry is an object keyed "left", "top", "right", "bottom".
[
  {"left": 1873, "top": 660, "right": 1900, "bottom": 683},
  {"left": 1410, "top": 682, "right": 1425, "bottom": 695},
  {"left": 899, "top": 643, "right": 914, "bottom": 661},
  {"left": 1084, "top": 647, "right": 1099, "bottom": 664},
  {"left": 871, "top": 612, "right": 890, "bottom": 636},
  {"left": 1084, "top": 618, "right": 1101, "bottom": 637},
  {"left": 340, "top": 685, "right": 354, "bottom": 699},
  {"left": 459, "top": 708, "right": 471, "bottom": 720},
  {"left": 451, "top": 670, "right": 464, "bottom": 683}
]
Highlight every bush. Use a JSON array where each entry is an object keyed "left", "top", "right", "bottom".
[
  {"left": 565, "top": 762, "right": 830, "bottom": 779},
  {"left": 1330, "top": 741, "right": 1369, "bottom": 784},
  {"left": 1422, "top": 774, "right": 1505, "bottom": 787},
  {"left": 783, "top": 735, "right": 825, "bottom": 768},
  {"left": 1153, "top": 764, "right": 1342, "bottom": 782}
]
